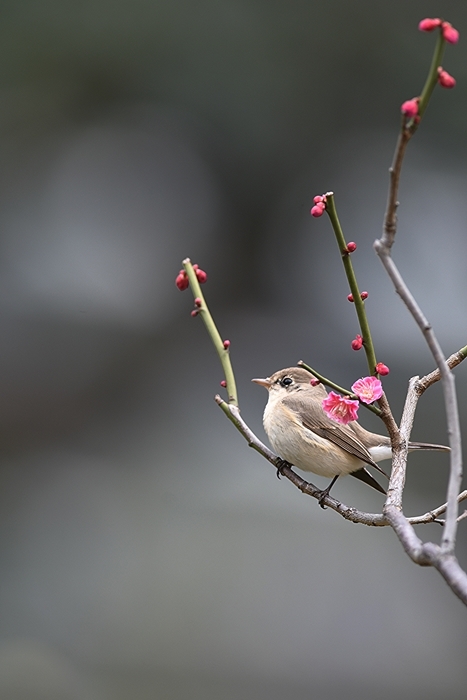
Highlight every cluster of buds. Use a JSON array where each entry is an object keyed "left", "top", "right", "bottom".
[
  {"left": 419, "top": 18, "right": 459, "bottom": 44},
  {"left": 437, "top": 67, "right": 456, "bottom": 89},
  {"left": 347, "top": 291, "right": 368, "bottom": 302},
  {"left": 175, "top": 263, "right": 208, "bottom": 291},
  {"left": 190, "top": 297, "right": 203, "bottom": 317},
  {"left": 400, "top": 18, "right": 459, "bottom": 118},
  {"left": 310, "top": 194, "right": 327, "bottom": 217}
]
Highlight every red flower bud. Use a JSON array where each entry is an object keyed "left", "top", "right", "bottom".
[
  {"left": 223, "top": 339, "right": 230, "bottom": 349},
  {"left": 346, "top": 242, "right": 357, "bottom": 253},
  {"left": 192, "top": 264, "right": 199, "bottom": 270},
  {"left": 191, "top": 309, "right": 199, "bottom": 317},
  {"left": 176, "top": 272, "right": 189, "bottom": 290},
  {"left": 401, "top": 98, "right": 419, "bottom": 118},
  {"left": 194, "top": 297, "right": 202, "bottom": 307},
  {"left": 196, "top": 269, "right": 207, "bottom": 284},
  {"left": 347, "top": 294, "right": 354, "bottom": 302},
  {"left": 310, "top": 202, "right": 325, "bottom": 217},
  {"left": 220, "top": 380, "right": 227, "bottom": 388},
  {"left": 310, "top": 378, "right": 321, "bottom": 387},
  {"left": 437, "top": 68, "right": 456, "bottom": 88},
  {"left": 360, "top": 291, "right": 368, "bottom": 300},
  {"left": 375, "top": 362, "right": 390, "bottom": 376},
  {"left": 418, "top": 18, "right": 441, "bottom": 32},
  {"left": 442, "top": 22, "right": 459, "bottom": 44},
  {"left": 351, "top": 334, "right": 363, "bottom": 351},
  {"left": 313, "top": 195, "right": 324, "bottom": 203}
]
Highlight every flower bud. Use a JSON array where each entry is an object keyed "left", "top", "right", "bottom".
[
  {"left": 196, "top": 269, "right": 207, "bottom": 284},
  {"left": 220, "top": 380, "right": 227, "bottom": 388},
  {"left": 176, "top": 273, "right": 189, "bottom": 290},
  {"left": 310, "top": 202, "right": 325, "bottom": 217},
  {"left": 360, "top": 291, "right": 368, "bottom": 300},
  {"left": 351, "top": 334, "right": 363, "bottom": 351},
  {"left": 190, "top": 309, "right": 199, "bottom": 317},
  {"left": 418, "top": 18, "right": 441, "bottom": 32},
  {"left": 375, "top": 362, "right": 390, "bottom": 376},
  {"left": 194, "top": 297, "right": 202, "bottom": 307},
  {"left": 223, "top": 339, "right": 230, "bottom": 349},
  {"left": 442, "top": 22, "right": 459, "bottom": 44},
  {"left": 347, "top": 294, "right": 354, "bottom": 303},
  {"left": 313, "top": 195, "right": 324, "bottom": 203},
  {"left": 437, "top": 68, "right": 456, "bottom": 88},
  {"left": 346, "top": 242, "right": 357, "bottom": 253},
  {"left": 401, "top": 98, "right": 419, "bottom": 118},
  {"left": 310, "top": 378, "right": 321, "bottom": 387}
]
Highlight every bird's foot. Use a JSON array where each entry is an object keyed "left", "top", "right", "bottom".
[
  {"left": 317, "top": 489, "right": 330, "bottom": 509},
  {"left": 317, "top": 475, "right": 339, "bottom": 509},
  {"left": 275, "top": 459, "right": 291, "bottom": 479}
]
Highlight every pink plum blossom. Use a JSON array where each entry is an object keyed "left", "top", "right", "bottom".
[
  {"left": 351, "top": 376, "right": 383, "bottom": 404},
  {"left": 322, "top": 392, "right": 359, "bottom": 425}
]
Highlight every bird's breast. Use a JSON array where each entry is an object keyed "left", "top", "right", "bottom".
[{"left": 263, "top": 399, "right": 363, "bottom": 477}]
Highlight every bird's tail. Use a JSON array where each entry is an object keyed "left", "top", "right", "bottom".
[{"left": 408, "top": 441, "right": 450, "bottom": 452}]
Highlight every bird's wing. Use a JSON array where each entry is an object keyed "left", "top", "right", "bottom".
[{"left": 283, "top": 394, "right": 383, "bottom": 471}]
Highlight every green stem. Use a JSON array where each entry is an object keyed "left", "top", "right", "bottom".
[
  {"left": 298, "top": 360, "right": 382, "bottom": 416},
  {"left": 324, "top": 193, "right": 378, "bottom": 377},
  {"left": 416, "top": 29, "right": 446, "bottom": 123},
  {"left": 404, "top": 29, "right": 446, "bottom": 135},
  {"left": 182, "top": 258, "right": 238, "bottom": 406}
]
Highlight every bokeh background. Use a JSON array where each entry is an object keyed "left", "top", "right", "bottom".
[{"left": 0, "top": 1, "right": 466, "bottom": 698}]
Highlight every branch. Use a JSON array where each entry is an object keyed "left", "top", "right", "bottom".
[
  {"left": 215, "top": 394, "right": 465, "bottom": 529},
  {"left": 372, "top": 21, "right": 465, "bottom": 602},
  {"left": 374, "top": 211, "right": 463, "bottom": 556}
]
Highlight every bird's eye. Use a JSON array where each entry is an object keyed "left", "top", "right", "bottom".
[{"left": 280, "top": 377, "right": 293, "bottom": 387}]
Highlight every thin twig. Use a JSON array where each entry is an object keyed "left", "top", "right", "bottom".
[
  {"left": 373, "top": 248, "right": 463, "bottom": 554},
  {"left": 417, "top": 345, "right": 467, "bottom": 394},
  {"left": 373, "top": 18, "right": 463, "bottom": 595},
  {"left": 297, "top": 360, "right": 382, "bottom": 416}
]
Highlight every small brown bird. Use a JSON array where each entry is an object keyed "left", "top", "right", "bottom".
[{"left": 252, "top": 367, "right": 449, "bottom": 503}]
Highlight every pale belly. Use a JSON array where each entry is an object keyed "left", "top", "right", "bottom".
[{"left": 264, "top": 405, "right": 363, "bottom": 478}]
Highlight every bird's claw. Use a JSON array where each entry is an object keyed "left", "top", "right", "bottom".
[
  {"left": 317, "top": 490, "right": 330, "bottom": 509},
  {"left": 317, "top": 475, "right": 339, "bottom": 509},
  {"left": 275, "top": 459, "right": 290, "bottom": 479}
]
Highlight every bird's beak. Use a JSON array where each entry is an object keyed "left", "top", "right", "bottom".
[{"left": 251, "top": 377, "right": 271, "bottom": 388}]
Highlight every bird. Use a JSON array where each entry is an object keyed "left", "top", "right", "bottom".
[{"left": 252, "top": 367, "right": 449, "bottom": 505}]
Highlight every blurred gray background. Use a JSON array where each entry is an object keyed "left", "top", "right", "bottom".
[{"left": 0, "top": 1, "right": 466, "bottom": 698}]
